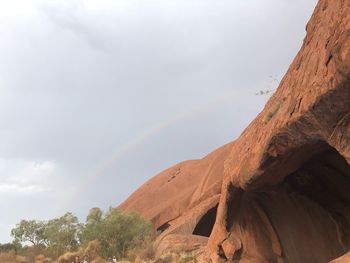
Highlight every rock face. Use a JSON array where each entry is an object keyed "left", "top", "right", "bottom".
[
  {"left": 154, "top": 234, "right": 208, "bottom": 259},
  {"left": 330, "top": 251, "right": 350, "bottom": 263},
  {"left": 119, "top": 142, "right": 233, "bottom": 235},
  {"left": 120, "top": 0, "right": 350, "bottom": 262}
]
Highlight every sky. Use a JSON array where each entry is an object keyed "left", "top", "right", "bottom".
[{"left": 0, "top": 0, "right": 317, "bottom": 242}]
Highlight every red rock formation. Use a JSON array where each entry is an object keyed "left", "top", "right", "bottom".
[
  {"left": 206, "top": 0, "right": 350, "bottom": 262},
  {"left": 330, "top": 251, "right": 350, "bottom": 263},
  {"left": 119, "top": 142, "right": 233, "bottom": 234},
  {"left": 120, "top": 0, "right": 350, "bottom": 262},
  {"left": 154, "top": 234, "right": 208, "bottom": 259}
]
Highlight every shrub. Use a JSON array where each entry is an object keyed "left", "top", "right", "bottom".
[
  {"left": 34, "top": 254, "right": 52, "bottom": 263},
  {"left": 125, "top": 237, "right": 155, "bottom": 262},
  {"left": 57, "top": 240, "right": 101, "bottom": 263},
  {"left": 79, "top": 209, "right": 151, "bottom": 259},
  {"left": 9, "top": 208, "right": 152, "bottom": 262},
  {"left": 97, "top": 209, "right": 152, "bottom": 259},
  {"left": 0, "top": 243, "right": 20, "bottom": 253},
  {"left": 0, "top": 251, "right": 27, "bottom": 263}
]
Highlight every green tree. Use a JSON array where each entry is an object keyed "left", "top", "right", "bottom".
[
  {"left": 0, "top": 242, "right": 21, "bottom": 253},
  {"left": 11, "top": 220, "right": 47, "bottom": 246},
  {"left": 79, "top": 207, "right": 103, "bottom": 244},
  {"left": 98, "top": 209, "right": 151, "bottom": 258},
  {"left": 79, "top": 208, "right": 151, "bottom": 258},
  {"left": 10, "top": 208, "right": 151, "bottom": 260},
  {"left": 86, "top": 207, "right": 103, "bottom": 224},
  {"left": 45, "top": 212, "right": 80, "bottom": 257}
]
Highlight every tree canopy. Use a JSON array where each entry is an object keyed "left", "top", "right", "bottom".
[
  {"left": 10, "top": 208, "right": 151, "bottom": 260},
  {"left": 11, "top": 220, "right": 46, "bottom": 246}
]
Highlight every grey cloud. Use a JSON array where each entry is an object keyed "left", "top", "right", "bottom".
[
  {"left": 0, "top": 0, "right": 317, "bottom": 242},
  {"left": 38, "top": 2, "right": 109, "bottom": 51}
]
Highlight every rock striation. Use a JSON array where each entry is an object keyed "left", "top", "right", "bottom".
[{"left": 120, "top": 0, "right": 350, "bottom": 262}]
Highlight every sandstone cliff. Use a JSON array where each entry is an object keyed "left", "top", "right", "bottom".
[{"left": 121, "top": 0, "right": 350, "bottom": 262}]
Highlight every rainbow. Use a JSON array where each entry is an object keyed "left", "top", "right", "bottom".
[{"left": 57, "top": 90, "right": 250, "bottom": 213}]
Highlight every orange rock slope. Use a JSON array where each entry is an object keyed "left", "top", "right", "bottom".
[
  {"left": 120, "top": 142, "right": 233, "bottom": 234},
  {"left": 120, "top": 0, "right": 350, "bottom": 262}
]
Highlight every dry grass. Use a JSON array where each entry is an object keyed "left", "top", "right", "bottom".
[
  {"left": 34, "top": 254, "right": 52, "bottom": 263},
  {"left": 0, "top": 251, "right": 27, "bottom": 263},
  {"left": 57, "top": 240, "right": 101, "bottom": 263},
  {"left": 0, "top": 240, "right": 197, "bottom": 263},
  {"left": 126, "top": 238, "right": 155, "bottom": 262},
  {"left": 154, "top": 252, "right": 195, "bottom": 263}
]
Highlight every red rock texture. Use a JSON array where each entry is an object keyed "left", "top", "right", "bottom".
[
  {"left": 154, "top": 234, "right": 208, "bottom": 259},
  {"left": 120, "top": 0, "right": 350, "bottom": 262},
  {"left": 206, "top": 0, "right": 350, "bottom": 261},
  {"left": 330, "top": 251, "right": 350, "bottom": 263},
  {"left": 119, "top": 142, "right": 233, "bottom": 234}
]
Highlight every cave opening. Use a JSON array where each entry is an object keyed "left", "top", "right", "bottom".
[
  {"left": 224, "top": 144, "right": 350, "bottom": 263},
  {"left": 193, "top": 205, "right": 218, "bottom": 237}
]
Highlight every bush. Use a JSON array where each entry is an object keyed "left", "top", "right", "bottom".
[
  {"left": 0, "top": 243, "right": 20, "bottom": 253},
  {"left": 34, "top": 254, "right": 52, "bottom": 263},
  {"left": 9, "top": 208, "right": 152, "bottom": 262},
  {"left": 125, "top": 237, "right": 155, "bottom": 262},
  {"left": 95, "top": 209, "right": 151, "bottom": 259},
  {"left": 57, "top": 240, "right": 101, "bottom": 263},
  {"left": 0, "top": 251, "right": 27, "bottom": 263}
]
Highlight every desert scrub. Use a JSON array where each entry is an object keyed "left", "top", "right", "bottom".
[
  {"left": 0, "top": 251, "right": 27, "bottom": 263},
  {"left": 61, "top": 208, "right": 152, "bottom": 260},
  {"left": 125, "top": 237, "right": 155, "bottom": 262},
  {"left": 9, "top": 208, "right": 152, "bottom": 263}
]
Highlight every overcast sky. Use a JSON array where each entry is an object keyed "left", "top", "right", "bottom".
[{"left": 0, "top": 0, "right": 317, "bottom": 242}]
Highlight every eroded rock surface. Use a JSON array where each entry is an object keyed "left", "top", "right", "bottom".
[
  {"left": 119, "top": 142, "right": 233, "bottom": 235},
  {"left": 330, "top": 251, "right": 350, "bottom": 263},
  {"left": 120, "top": 0, "right": 350, "bottom": 262},
  {"left": 153, "top": 234, "right": 208, "bottom": 259},
  {"left": 207, "top": 0, "right": 350, "bottom": 262}
]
